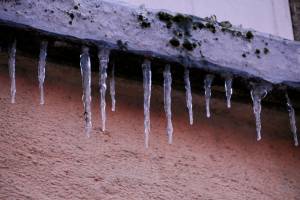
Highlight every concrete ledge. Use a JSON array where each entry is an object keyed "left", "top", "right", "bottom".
[{"left": 0, "top": 0, "right": 300, "bottom": 88}]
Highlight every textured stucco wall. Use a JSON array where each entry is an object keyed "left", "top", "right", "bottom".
[
  {"left": 120, "top": 0, "right": 294, "bottom": 40},
  {"left": 290, "top": 0, "right": 300, "bottom": 40}
]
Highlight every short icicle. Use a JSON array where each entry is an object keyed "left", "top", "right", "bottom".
[
  {"left": 163, "top": 64, "right": 173, "bottom": 144},
  {"left": 250, "top": 84, "right": 270, "bottom": 141},
  {"left": 8, "top": 39, "right": 17, "bottom": 104},
  {"left": 142, "top": 59, "right": 152, "bottom": 148},
  {"left": 38, "top": 41, "right": 48, "bottom": 105},
  {"left": 80, "top": 46, "right": 92, "bottom": 137},
  {"left": 110, "top": 62, "right": 116, "bottom": 112},
  {"left": 204, "top": 74, "right": 214, "bottom": 118},
  {"left": 225, "top": 76, "right": 233, "bottom": 108},
  {"left": 285, "top": 92, "right": 299, "bottom": 146},
  {"left": 184, "top": 67, "right": 193, "bottom": 125},
  {"left": 98, "top": 48, "right": 110, "bottom": 132}
]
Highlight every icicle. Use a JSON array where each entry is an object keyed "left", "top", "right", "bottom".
[
  {"left": 250, "top": 84, "right": 269, "bottom": 141},
  {"left": 204, "top": 74, "right": 214, "bottom": 118},
  {"left": 80, "top": 46, "right": 92, "bottom": 137},
  {"left": 38, "top": 41, "right": 48, "bottom": 105},
  {"left": 8, "top": 39, "right": 16, "bottom": 104},
  {"left": 285, "top": 92, "right": 299, "bottom": 146},
  {"left": 98, "top": 48, "right": 110, "bottom": 132},
  {"left": 163, "top": 64, "right": 173, "bottom": 144},
  {"left": 142, "top": 59, "right": 151, "bottom": 148},
  {"left": 110, "top": 62, "right": 116, "bottom": 112},
  {"left": 184, "top": 68, "right": 193, "bottom": 125},
  {"left": 225, "top": 76, "right": 233, "bottom": 108}
]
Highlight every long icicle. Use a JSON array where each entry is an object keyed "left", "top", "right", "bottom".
[
  {"left": 80, "top": 46, "right": 92, "bottom": 137},
  {"left": 38, "top": 41, "right": 48, "bottom": 105},
  {"left": 250, "top": 84, "right": 269, "bottom": 141},
  {"left": 285, "top": 92, "right": 299, "bottom": 146},
  {"left": 204, "top": 74, "right": 214, "bottom": 118},
  {"left": 8, "top": 39, "right": 16, "bottom": 104},
  {"left": 142, "top": 59, "right": 151, "bottom": 148},
  {"left": 225, "top": 76, "right": 233, "bottom": 108},
  {"left": 98, "top": 48, "right": 110, "bottom": 132},
  {"left": 163, "top": 64, "right": 173, "bottom": 144},
  {"left": 110, "top": 62, "right": 116, "bottom": 112},
  {"left": 184, "top": 67, "right": 193, "bottom": 125}
]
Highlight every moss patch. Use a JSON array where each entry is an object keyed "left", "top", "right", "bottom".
[
  {"left": 246, "top": 31, "right": 254, "bottom": 41},
  {"left": 169, "top": 37, "right": 180, "bottom": 47},
  {"left": 182, "top": 39, "right": 196, "bottom": 51}
]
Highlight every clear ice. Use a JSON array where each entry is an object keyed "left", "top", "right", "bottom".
[
  {"left": 38, "top": 41, "right": 48, "bottom": 105},
  {"left": 80, "top": 46, "right": 92, "bottom": 136},
  {"left": 8, "top": 39, "right": 17, "bottom": 104},
  {"left": 184, "top": 68, "right": 193, "bottom": 125},
  {"left": 285, "top": 92, "right": 299, "bottom": 146},
  {"left": 163, "top": 64, "right": 173, "bottom": 144},
  {"left": 225, "top": 76, "right": 233, "bottom": 108},
  {"left": 250, "top": 85, "right": 268, "bottom": 141},
  {"left": 142, "top": 59, "right": 151, "bottom": 148},
  {"left": 204, "top": 74, "right": 214, "bottom": 118},
  {"left": 110, "top": 62, "right": 116, "bottom": 112},
  {"left": 98, "top": 48, "right": 110, "bottom": 132}
]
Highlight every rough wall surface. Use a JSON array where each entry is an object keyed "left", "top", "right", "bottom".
[
  {"left": 290, "top": 0, "right": 300, "bottom": 40},
  {"left": 0, "top": 53, "right": 300, "bottom": 200}
]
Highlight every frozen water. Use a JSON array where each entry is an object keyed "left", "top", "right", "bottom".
[
  {"left": 110, "top": 62, "right": 116, "bottom": 112},
  {"left": 285, "top": 92, "right": 299, "bottom": 146},
  {"left": 8, "top": 39, "right": 16, "bottom": 104},
  {"left": 142, "top": 59, "right": 151, "bottom": 148},
  {"left": 38, "top": 41, "right": 48, "bottom": 105},
  {"left": 184, "top": 68, "right": 193, "bottom": 125},
  {"left": 80, "top": 46, "right": 92, "bottom": 136},
  {"left": 98, "top": 48, "right": 110, "bottom": 132},
  {"left": 204, "top": 74, "right": 214, "bottom": 118},
  {"left": 225, "top": 76, "right": 233, "bottom": 108},
  {"left": 250, "top": 84, "right": 269, "bottom": 141},
  {"left": 163, "top": 64, "right": 173, "bottom": 144}
]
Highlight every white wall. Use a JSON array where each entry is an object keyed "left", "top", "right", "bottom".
[{"left": 119, "top": 0, "right": 294, "bottom": 40}]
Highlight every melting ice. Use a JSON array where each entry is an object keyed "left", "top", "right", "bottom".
[
  {"left": 98, "top": 48, "right": 110, "bottom": 132},
  {"left": 110, "top": 62, "right": 116, "bottom": 112},
  {"left": 142, "top": 59, "right": 151, "bottom": 148},
  {"left": 250, "top": 84, "right": 269, "bottom": 141},
  {"left": 204, "top": 74, "right": 214, "bottom": 118},
  {"left": 184, "top": 68, "right": 193, "bottom": 125},
  {"left": 38, "top": 41, "right": 48, "bottom": 105},
  {"left": 285, "top": 92, "right": 299, "bottom": 146},
  {"left": 8, "top": 39, "right": 17, "bottom": 104},
  {"left": 163, "top": 64, "right": 173, "bottom": 144},
  {"left": 225, "top": 76, "right": 233, "bottom": 108},
  {"left": 80, "top": 46, "right": 92, "bottom": 136}
]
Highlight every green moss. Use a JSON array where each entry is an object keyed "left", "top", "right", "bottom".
[
  {"left": 166, "top": 21, "right": 172, "bottom": 28},
  {"left": 263, "top": 48, "right": 269, "bottom": 54},
  {"left": 246, "top": 31, "right": 254, "bottom": 40},
  {"left": 182, "top": 39, "right": 196, "bottom": 51},
  {"left": 220, "top": 21, "right": 232, "bottom": 29},
  {"left": 141, "top": 21, "right": 151, "bottom": 28},
  {"left": 169, "top": 37, "right": 180, "bottom": 47},
  {"left": 205, "top": 23, "right": 216, "bottom": 33},
  {"left": 193, "top": 22, "right": 205, "bottom": 30},
  {"left": 137, "top": 14, "right": 151, "bottom": 28},
  {"left": 157, "top": 11, "right": 173, "bottom": 22}
]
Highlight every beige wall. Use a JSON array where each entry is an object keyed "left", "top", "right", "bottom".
[{"left": 119, "top": 0, "right": 294, "bottom": 40}]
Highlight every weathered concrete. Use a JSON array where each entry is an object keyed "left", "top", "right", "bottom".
[{"left": 0, "top": 0, "right": 300, "bottom": 88}]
